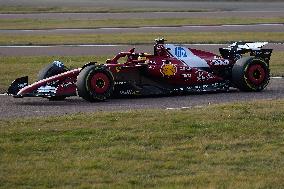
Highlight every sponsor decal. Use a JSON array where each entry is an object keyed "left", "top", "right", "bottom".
[
  {"left": 62, "top": 81, "right": 75, "bottom": 88},
  {"left": 160, "top": 63, "right": 177, "bottom": 77},
  {"left": 46, "top": 80, "right": 59, "bottom": 86},
  {"left": 145, "top": 59, "right": 156, "bottom": 64},
  {"left": 196, "top": 71, "right": 215, "bottom": 81},
  {"left": 174, "top": 47, "right": 187, "bottom": 58},
  {"left": 211, "top": 59, "right": 230, "bottom": 66},
  {"left": 173, "top": 82, "right": 227, "bottom": 92},
  {"left": 37, "top": 85, "right": 57, "bottom": 93},
  {"left": 181, "top": 73, "right": 192, "bottom": 78},
  {"left": 166, "top": 44, "right": 209, "bottom": 67},
  {"left": 213, "top": 56, "right": 222, "bottom": 59},
  {"left": 179, "top": 66, "right": 192, "bottom": 71},
  {"left": 115, "top": 81, "right": 127, "bottom": 85},
  {"left": 18, "top": 83, "right": 28, "bottom": 89},
  {"left": 119, "top": 90, "right": 139, "bottom": 95},
  {"left": 138, "top": 56, "right": 146, "bottom": 61},
  {"left": 53, "top": 60, "right": 64, "bottom": 68}
]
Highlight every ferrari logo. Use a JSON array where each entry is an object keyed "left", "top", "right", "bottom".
[
  {"left": 160, "top": 63, "right": 177, "bottom": 77},
  {"left": 116, "top": 66, "right": 122, "bottom": 72}
]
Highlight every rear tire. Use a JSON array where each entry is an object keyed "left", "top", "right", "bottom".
[
  {"left": 232, "top": 57, "right": 270, "bottom": 91},
  {"left": 76, "top": 65, "right": 114, "bottom": 102}
]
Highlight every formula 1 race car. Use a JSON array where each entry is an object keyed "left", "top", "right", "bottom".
[{"left": 7, "top": 38, "right": 272, "bottom": 102}]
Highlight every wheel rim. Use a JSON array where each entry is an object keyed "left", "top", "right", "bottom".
[
  {"left": 90, "top": 73, "right": 110, "bottom": 94},
  {"left": 246, "top": 64, "right": 266, "bottom": 86}
]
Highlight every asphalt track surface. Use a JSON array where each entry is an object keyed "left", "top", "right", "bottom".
[{"left": 0, "top": 78, "right": 283, "bottom": 119}]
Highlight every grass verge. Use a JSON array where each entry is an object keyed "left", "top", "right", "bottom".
[
  {"left": 0, "top": 32, "right": 284, "bottom": 45},
  {"left": 1, "top": 17, "right": 283, "bottom": 30},
  {"left": 0, "top": 99, "right": 284, "bottom": 188},
  {"left": 1, "top": 0, "right": 283, "bottom": 14},
  {"left": 0, "top": 52, "right": 283, "bottom": 93}
]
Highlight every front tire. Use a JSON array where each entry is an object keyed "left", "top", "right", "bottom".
[
  {"left": 232, "top": 57, "right": 270, "bottom": 91},
  {"left": 76, "top": 65, "right": 114, "bottom": 102},
  {"left": 38, "top": 61, "right": 69, "bottom": 100},
  {"left": 38, "top": 61, "right": 68, "bottom": 81}
]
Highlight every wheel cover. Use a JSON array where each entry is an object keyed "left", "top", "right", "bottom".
[
  {"left": 246, "top": 64, "right": 266, "bottom": 86},
  {"left": 90, "top": 73, "right": 110, "bottom": 94}
]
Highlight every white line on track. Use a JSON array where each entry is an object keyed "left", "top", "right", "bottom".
[
  {"left": 166, "top": 107, "right": 191, "bottom": 110},
  {"left": 221, "top": 23, "right": 283, "bottom": 27},
  {"left": 166, "top": 105, "right": 206, "bottom": 110},
  {"left": 155, "top": 11, "right": 284, "bottom": 14}
]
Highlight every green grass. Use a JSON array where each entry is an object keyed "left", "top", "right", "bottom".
[
  {"left": 0, "top": 0, "right": 282, "bottom": 14},
  {"left": 1, "top": 17, "right": 283, "bottom": 30},
  {"left": 0, "top": 52, "right": 283, "bottom": 93},
  {"left": 1, "top": 32, "right": 284, "bottom": 46},
  {"left": 270, "top": 52, "right": 284, "bottom": 77},
  {"left": 0, "top": 99, "right": 284, "bottom": 188}
]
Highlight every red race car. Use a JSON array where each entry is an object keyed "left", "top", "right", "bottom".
[{"left": 7, "top": 39, "right": 272, "bottom": 102}]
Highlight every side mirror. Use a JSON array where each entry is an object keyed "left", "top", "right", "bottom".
[{"left": 129, "top": 48, "right": 135, "bottom": 53}]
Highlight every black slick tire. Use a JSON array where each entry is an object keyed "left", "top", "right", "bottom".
[
  {"left": 38, "top": 62, "right": 69, "bottom": 100},
  {"left": 76, "top": 65, "right": 114, "bottom": 102},
  {"left": 38, "top": 62, "right": 68, "bottom": 81},
  {"left": 232, "top": 57, "right": 270, "bottom": 91}
]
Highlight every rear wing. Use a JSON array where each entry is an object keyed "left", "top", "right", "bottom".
[
  {"left": 219, "top": 41, "right": 273, "bottom": 63},
  {"left": 228, "top": 41, "right": 268, "bottom": 50}
]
